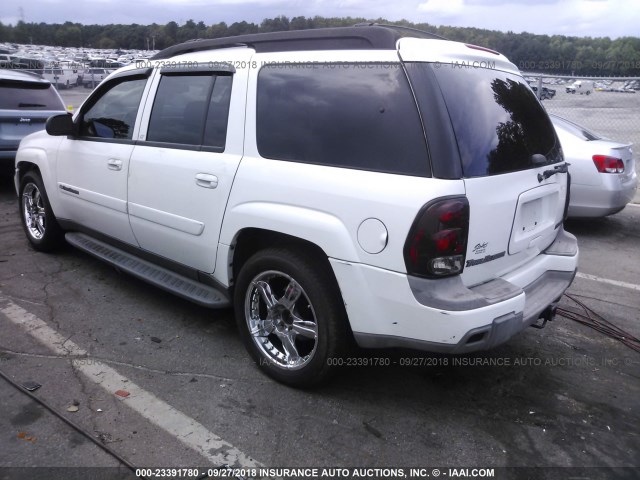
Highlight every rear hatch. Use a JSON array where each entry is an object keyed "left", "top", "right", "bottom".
[
  {"left": 400, "top": 39, "right": 568, "bottom": 288},
  {"left": 0, "top": 78, "right": 65, "bottom": 152}
]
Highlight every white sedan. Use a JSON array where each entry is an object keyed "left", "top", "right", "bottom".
[{"left": 551, "top": 114, "right": 637, "bottom": 217}]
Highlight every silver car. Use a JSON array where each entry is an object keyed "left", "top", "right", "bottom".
[
  {"left": 551, "top": 114, "right": 637, "bottom": 217},
  {"left": 0, "top": 69, "right": 67, "bottom": 169}
]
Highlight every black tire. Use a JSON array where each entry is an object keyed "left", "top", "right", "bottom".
[
  {"left": 19, "top": 171, "right": 64, "bottom": 252},
  {"left": 234, "top": 247, "right": 348, "bottom": 388}
]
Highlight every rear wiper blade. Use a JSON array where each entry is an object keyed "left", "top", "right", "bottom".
[
  {"left": 538, "top": 162, "right": 570, "bottom": 182},
  {"left": 18, "top": 103, "right": 47, "bottom": 107}
]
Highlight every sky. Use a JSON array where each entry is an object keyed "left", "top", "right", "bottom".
[{"left": 1, "top": 0, "right": 639, "bottom": 39}]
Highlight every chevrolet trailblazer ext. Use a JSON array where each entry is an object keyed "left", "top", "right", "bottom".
[{"left": 15, "top": 25, "right": 578, "bottom": 386}]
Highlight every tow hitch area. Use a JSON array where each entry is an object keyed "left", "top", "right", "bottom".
[{"left": 531, "top": 304, "right": 558, "bottom": 329}]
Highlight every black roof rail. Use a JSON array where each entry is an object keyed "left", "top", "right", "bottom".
[
  {"left": 355, "top": 22, "right": 448, "bottom": 41},
  {"left": 152, "top": 25, "right": 444, "bottom": 60}
]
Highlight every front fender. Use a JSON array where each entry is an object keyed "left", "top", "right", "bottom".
[{"left": 15, "top": 132, "right": 63, "bottom": 214}]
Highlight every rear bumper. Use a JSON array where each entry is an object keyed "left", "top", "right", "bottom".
[
  {"left": 332, "top": 228, "right": 578, "bottom": 353},
  {"left": 568, "top": 172, "right": 638, "bottom": 217}
]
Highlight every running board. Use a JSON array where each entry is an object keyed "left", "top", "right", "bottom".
[{"left": 65, "top": 232, "right": 230, "bottom": 308}]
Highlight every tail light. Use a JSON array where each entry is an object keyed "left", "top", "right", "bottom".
[
  {"left": 403, "top": 197, "right": 470, "bottom": 278},
  {"left": 592, "top": 155, "right": 624, "bottom": 173}
]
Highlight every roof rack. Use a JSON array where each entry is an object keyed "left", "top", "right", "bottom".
[
  {"left": 354, "top": 22, "right": 447, "bottom": 41},
  {"left": 152, "top": 25, "right": 444, "bottom": 60}
]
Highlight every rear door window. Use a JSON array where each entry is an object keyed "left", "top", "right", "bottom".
[
  {"left": 256, "top": 63, "right": 430, "bottom": 177},
  {"left": 416, "top": 65, "right": 561, "bottom": 177},
  {"left": 146, "top": 73, "right": 232, "bottom": 149}
]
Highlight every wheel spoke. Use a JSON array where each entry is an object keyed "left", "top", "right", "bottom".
[
  {"left": 249, "top": 318, "right": 275, "bottom": 337},
  {"left": 35, "top": 219, "right": 45, "bottom": 236},
  {"left": 291, "top": 314, "right": 317, "bottom": 340},
  {"left": 24, "top": 194, "right": 34, "bottom": 209},
  {"left": 277, "top": 330, "right": 301, "bottom": 365},
  {"left": 278, "top": 280, "right": 302, "bottom": 310},
  {"left": 253, "top": 280, "right": 277, "bottom": 309}
]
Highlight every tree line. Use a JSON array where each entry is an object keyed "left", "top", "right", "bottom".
[{"left": 1, "top": 16, "right": 639, "bottom": 76}]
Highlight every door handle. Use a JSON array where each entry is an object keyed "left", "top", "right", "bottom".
[
  {"left": 195, "top": 173, "right": 218, "bottom": 189},
  {"left": 107, "top": 159, "right": 123, "bottom": 171}
]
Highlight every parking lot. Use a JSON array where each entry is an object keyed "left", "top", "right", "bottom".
[{"left": 1, "top": 88, "right": 639, "bottom": 479}]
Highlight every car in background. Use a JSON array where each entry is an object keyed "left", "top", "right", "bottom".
[
  {"left": 550, "top": 114, "right": 637, "bottom": 217},
  {"left": 41, "top": 67, "right": 78, "bottom": 89},
  {"left": 81, "top": 68, "right": 110, "bottom": 88},
  {"left": 565, "top": 80, "right": 592, "bottom": 95},
  {"left": 0, "top": 69, "right": 66, "bottom": 169},
  {"left": 530, "top": 85, "right": 556, "bottom": 100}
]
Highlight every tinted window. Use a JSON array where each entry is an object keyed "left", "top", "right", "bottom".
[
  {"left": 0, "top": 80, "right": 64, "bottom": 110},
  {"left": 81, "top": 77, "right": 147, "bottom": 139},
  {"left": 147, "top": 73, "right": 232, "bottom": 148},
  {"left": 429, "top": 65, "right": 561, "bottom": 177},
  {"left": 204, "top": 75, "right": 232, "bottom": 148},
  {"left": 257, "top": 64, "right": 429, "bottom": 176}
]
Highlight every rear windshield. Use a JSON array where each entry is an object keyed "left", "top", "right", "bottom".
[
  {"left": 0, "top": 80, "right": 64, "bottom": 110},
  {"left": 423, "top": 65, "right": 561, "bottom": 177},
  {"left": 550, "top": 115, "right": 600, "bottom": 141}
]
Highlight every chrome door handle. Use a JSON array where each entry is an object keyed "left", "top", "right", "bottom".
[
  {"left": 195, "top": 173, "right": 218, "bottom": 189},
  {"left": 107, "top": 159, "right": 123, "bottom": 171}
]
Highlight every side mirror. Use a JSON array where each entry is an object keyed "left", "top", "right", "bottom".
[{"left": 46, "top": 113, "right": 77, "bottom": 136}]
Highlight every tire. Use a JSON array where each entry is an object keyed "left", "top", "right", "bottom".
[
  {"left": 19, "top": 171, "right": 64, "bottom": 252},
  {"left": 234, "top": 247, "right": 348, "bottom": 387}
]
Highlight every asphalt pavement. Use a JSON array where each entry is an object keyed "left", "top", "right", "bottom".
[{"left": 1, "top": 164, "right": 639, "bottom": 480}]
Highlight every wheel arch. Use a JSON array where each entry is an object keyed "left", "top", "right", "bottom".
[
  {"left": 229, "top": 228, "right": 337, "bottom": 289},
  {"left": 219, "top": 202, "right": 360, "bottom": 286},
  {"left": 15, "top": 147, "right": 57, "bottom": 206}
]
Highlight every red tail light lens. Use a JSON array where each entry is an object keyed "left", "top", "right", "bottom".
[
  {"left": 404, "top": 197, "right": 470, "bottom": 278},
  {"left": 592, "top": 155, "right": 624, "bottom": 173}
]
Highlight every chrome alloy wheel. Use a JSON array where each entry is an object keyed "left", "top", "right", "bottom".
[
  {"left": 245, "top": 270, "right": 319, "bottom": 370},
  {"left": 22, "top": 183, "right": 46, "bottom": 240}
]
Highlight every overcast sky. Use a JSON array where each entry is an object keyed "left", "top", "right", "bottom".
[{"left": 1, "top": 0, "right": 638, "bottom": 39}]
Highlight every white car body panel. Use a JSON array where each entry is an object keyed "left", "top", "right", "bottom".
[
  {"left": 462, "top": 171, "right": 566, "bottom": 287},
  {"left": 397, "top": 37, "right": 519, "bottom": 75}
]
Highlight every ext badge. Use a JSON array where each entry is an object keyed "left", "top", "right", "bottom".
[{"left": 467, "top": 242, "right": 506, "bottom": 267}]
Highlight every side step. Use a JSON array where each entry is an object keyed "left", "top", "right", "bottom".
[{"left": 65, "top": 232, "right": 230, "bottom": 309}]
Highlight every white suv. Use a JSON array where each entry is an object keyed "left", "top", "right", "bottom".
[{"left": 15, "top": 25, "right": 578, "bottom": 386}]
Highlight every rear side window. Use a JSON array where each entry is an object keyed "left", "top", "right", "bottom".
[
  {"left": 0, "top": 80, "right": 64, "bottom": 110},
  {"left": 427, "top": 65, "right": 561, "bottom": 177},
  {"left": 257, "top": 63, "right": 429, "bottom": 176},
  {"left": 147, "top": 73, "right": 232, "bottom": 149}
]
